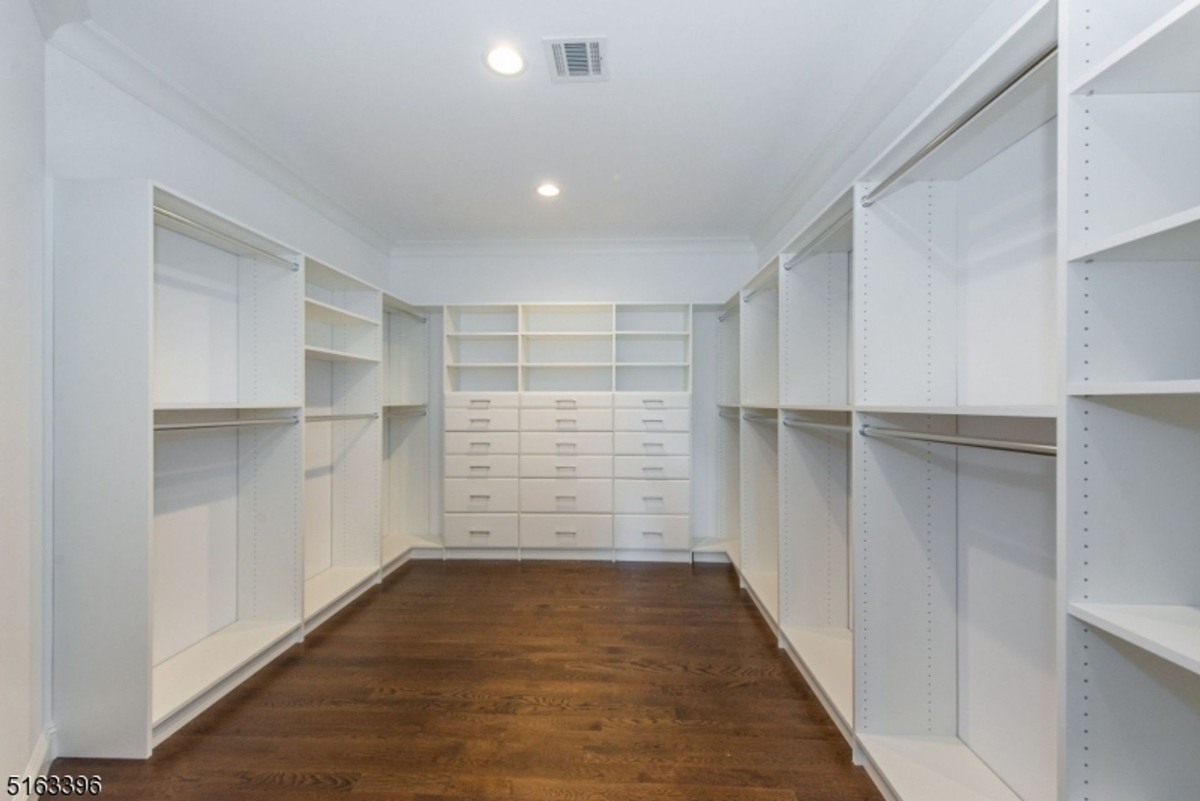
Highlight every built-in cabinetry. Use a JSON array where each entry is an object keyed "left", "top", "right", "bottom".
[
  {"left": 51, "top": 181, "right": 430, "bottom": 758},
  {"left": 442, "top": 304, "right": 692, "bottom": 558}
]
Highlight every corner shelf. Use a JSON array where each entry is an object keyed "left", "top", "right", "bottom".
[
  {"left": 305, "top": 346, "right": 379, "bottom": 364},
  {"left": 782, "top": 626, "right": 853, "bottom": 728},
  {"left": 303, "top": 566, "right": 378, "bottom": 621},
  {"left": 858, "top": 734, "right": 1022, "bottom": 801}
]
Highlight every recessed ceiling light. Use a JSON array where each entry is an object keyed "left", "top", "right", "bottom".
[
  {"left": 537, "top": 183, "right": 561, "bottom": 198},
  {"left": 484, "top": 45, "right": 525, "bottom": 77}
]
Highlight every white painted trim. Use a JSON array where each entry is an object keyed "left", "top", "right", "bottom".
[
  {"left": 47, "top": 20, "right": 393, "bottom": 255},
  {"left": 391, "top": 237, "right": 757, "bottom": 259},
  {"left": 15, "top": 728, "right": 55, "bottom": 801}
]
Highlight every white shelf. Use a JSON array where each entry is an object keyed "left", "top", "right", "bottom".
[
  {"left": 154, "top": 401, "right": 301, "bottom": 411},
  {"left": 1070, "top": 603, "right": 1200, "bottom": 678},
  {"left": 1068, "top": 379, "right": 1200, "bottom": 397},
  {"left": 856, "top": 404, "right": 1057, "bottom": 419},
  {"left": 780, "top": 404, "right": 854, "bottom": 413},
  {"left": 303, "top": 566, "right": 377, "bottom": 620},
  {"left": 783, "top": 626, "right": 853, "bottom": 727},
  {"left": 617, "top": 362, "right": 690, "bottom": 368},
  {"left": 383, "top": 401, "right": 429, "bottom": 408},
  {"left": 616, "top": 331, "right": 690, "bottom": 338},
  {"left": 742, "top": 570, "right": 778, "bottom": 624},
  {"left": 152, "top": 620, "right": 298, "bottom": 726},
  {"left": 1069, "top": 205, "right": 1200, "bottom": 263},
  {"left": 522, "top": 332, "right": 612, "bottom": 338},
  {"left": 305, "top": 258, "right": 377, "bottom": 293},
  {"left": 304, "top": 298, "right": 379, "bottom": 327},
  {"left": 859, "top": 734, "right": 1021, "bottom": 801},
  {"left": 1070, "top": 0, "right": 1200, "bottom": 95},
  {"left": 448, "top": 362, "right": 520, "bottom": 368},
  {"left": 446, "top": 332, "right": 519, "bottom": 339},
  {"left": 305, "top": 345, "right": 380, "bottom": 364},
  {"left": 524, "top": 362, "right": 613, "bottom": 368},
  {"left": 382, "top": 533, "right": 442, "bottom": 566}
]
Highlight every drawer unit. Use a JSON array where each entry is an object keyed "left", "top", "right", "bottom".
[
  {"left": 614, "top": 515, "right": 691, "bottom": 550},
  {"left": 445, "top": 455, "right": 519, "bottom": 479},
  {"left": 520, "top": 514, "right": 613, "bottom": 549},
  {"left": 445, "top": 478, "right": 519, "bottom": 513},
  {"left": 614, "top": 456, "right": 691, "bottom": 480},
  {"left": 614, "top": 409, "right": 691, "bottom": 432},
  {"left": 444, "top": 514, "right": 519, "bottom": 548},
  {"left": 615, "top": 393, "right": 691, "bottom": 409},
  {"left": 521, "top": 393, "right": 613, "bottom": 409},
  {"left": 520, "top": 408, "right": 613, "bottom": 432},
  {"left": 445, "top": 432, "right": 519, "bottom": 455},
  {"left": 446, "top": 393, "right": 520, "bottom": 409},
  {"left": 520, "top": 479, "right": 613, "bottom": 514},
  {"left": 614, "top": 432, "right": 690, "bottom": 456},
  {"left": 521, "top": 432, "right": 613, "bottom": 456},
  {"left": 520, "top": 456, "right": 613, "bottom": 479},
  {"left": 614, "top": 480, "right": 690, "bottom": 515},
  {"left": 445, "top": 408, "right": 519, "bottom": 432}
]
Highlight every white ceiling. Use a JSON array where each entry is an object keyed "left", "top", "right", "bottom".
[{"left": 83, "top": 0, "right": 956, "bottom": 246}]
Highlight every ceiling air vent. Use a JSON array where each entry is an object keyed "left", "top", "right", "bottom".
[{"left": 544, "top": 37, "right": 607, "bottom": 82}]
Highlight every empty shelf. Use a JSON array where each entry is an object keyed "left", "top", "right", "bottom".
[
  {"left": 1068, "top": 379, "right": 1200, "bottom": 397},
  {"left": 857, "top": 404, "right": 1057, "bottom": 418},
  {"left": 1070, "top": 0, "right": 1200, "bottom": 95},
  {"left": 305, "top": 346, "right": 380, "bottom": 364},
  {"left": 858, "top": 734, "right": 1021, "bottom": 801},
  {"left": 1069, "top": 205, "right": 1200, "bottom": 263},
  {"left": 304, "top": 298, "right": 379, "bottom": 327},
  {"left": 742, "top": 570, "right": 778, "bottom": 624},
  {"left": 382, "top": 533, "right": 443, "bottom": 565},
  {"left": 783, "top": 626, "right": 853, "bottom": 726},
  {"left": 1070, "top": 603, "right": 1200, "bottom": 677},
  {"left": 152, "top": 619, "right": 298, "bottom": 726},
  {"left": 304, "top": 566, "right": 378, "bottom": 620},
  {"left": 154, "top": 401, "right": 301, "bottom": 411}
]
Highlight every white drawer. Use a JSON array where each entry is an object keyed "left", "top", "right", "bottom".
[
  {"left": 445, "top": 432, "right": 519, "bottom": 455},
  {"left": 615, "top": 393, "right": 691, "bottom": 409},
  {"left": 520, "top": 408, "right": 613, "bottom": 432},
  {"left": 614, "top": 409, "right": 691, "bottom": 432},
  {"left": 444, "top": 408, "right": 519, "bottom": 432},
  {"left": 614, "top": 456, "right": 691, "bottom": 480},
  {"left": 444, "top": 514, "right": 518, "bottom": 548},
  {"left": 520, "top": 515, "right": 613, "bottom": 549},
  {"left": 444, "top": 455, "right": 519, "bottom": 479},
  {"left": 446, "top": 393, "right": 519, "bottom": 409},
  {"left": 520, "top": 479, "right": 613, "bottom": 514},
  {"left": 614, "top": 515, "right": 691, "bottom": 550},
  {"left": 521, "top": 432, "right": 613, "bottom": 456},
  {"left": 614, "top": 432, "right": 690, "bottom": 455},
  {"left": 444, "top": 478, "right": 519, "bottom": 513},
  {"left": 521, "top": 393, "right": 612, "bottom": 409},
  {"left": 520, "top": 456, "right": 613, "bottom": 479},
  {"left": 614, "top": 480, "right": 690, "bottom": 515}
]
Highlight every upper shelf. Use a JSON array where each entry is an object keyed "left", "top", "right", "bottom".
[
  {"left": 304, "top": 298, "right": 379, "bottom": 327},
  {"left": 1069, "top": 206, "right": 1200, "bottom": 263},
  {"left": 1070, "top": 603, "right": 1200, "bottom": 679},
  {"left": 1071, "top": 0, "right": 1200, "bottom": 95},
  {"left": 305, "top": 346, "right": 380, "bottom": 364},
  {"left": 305, "top": 258, "right": 378, "bottom": 294}
]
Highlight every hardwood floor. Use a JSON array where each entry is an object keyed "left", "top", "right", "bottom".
[{"left": 51, "top": 561, "right": 882, "bottom": 800}]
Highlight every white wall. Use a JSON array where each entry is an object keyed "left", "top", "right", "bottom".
[
  {"left": 391, "top": 245, "right": 757, "bottom": 306},
  {"left": 45, "top": 44, "right": 389, "bottom": 287},
  {"left": 0, "top": 0, "right": 48, "bottom": 783}
]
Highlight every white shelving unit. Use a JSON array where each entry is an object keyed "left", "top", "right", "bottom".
[
  {"left": 53, "top": 181, "right": 306, "bottom": 758},
  {"left": 1061, "top": 3, "right": 1200, "bottom": 797},
  {"left": 739, "top": 408, "right": 779, "bottom": 626},
  {"left": 740, "top": 263, "right": 780, "bottom": 409},
  {"left": 303, "top": 258, "right": 382, "bottom": 628}
]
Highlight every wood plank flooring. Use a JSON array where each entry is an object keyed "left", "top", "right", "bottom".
[{"left": 51, "top": 561, "right": 882, "bottom": 800}]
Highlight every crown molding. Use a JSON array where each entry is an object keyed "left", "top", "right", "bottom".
[
  {"left": 391, "top": 236, "right": 757, "bottom": 260},
  {"left": 48, "top": 19, "right": 393, "bottom": 255}
]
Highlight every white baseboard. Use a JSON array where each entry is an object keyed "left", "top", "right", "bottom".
[{"left": 16, "top": 727, "right": 55, "bottom": 801}]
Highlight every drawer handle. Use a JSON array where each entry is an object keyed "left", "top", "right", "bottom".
[
  {"left": 469, "top": 466, "right": 490, "bottom": 475},
  {"left": 643, "top": 466, "right": 665, "bottom": 474},
  {"left": 556, "top": 418, "right": 577, "bottom": 427},
  {"left": 643, "top": 495, "right": 664, "bottom": 502},
  {"left": 469, "top": 442, "right": 491, "bottom": 453},
  {"left": 555, "top": 399, "right": 577, "bottom": 409},
  {"left": 469, "top": 494, "right": 491, "bottom": 500},
  {"left": 643, "top": 419, "right": 664, "bottom": 424},
  {"left": 469, "top": 399, "right": 491, "bottom": 409},
  {"left": 470, "top": 418, "right": 490, "bottom": 424},
  {"left": 555, "top": 530, "right": 577, "bottom": 537},
  {"left": 469, "top": 530, "right": 490, "bottom": 537},
  {"left": 556, "top": 442, "right": 578, "bottom": 453},
  {"left": 642, "top": 531, "right": 665, "bottom": 537},
  {"left": 643, "top": 399, "right": 665, "bottom": 408},
  {"left": 556, "top": 466, "right": 577, "bottom": 475},
  {"left": 644, "top": 443, "right": 665, "bottom": 452},
  {"left": 555, "top": 495, "right": 577, "bottom": 501}
]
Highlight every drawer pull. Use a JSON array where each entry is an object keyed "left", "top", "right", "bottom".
[
  {"left": 643, "top": 419, "right": 664, "bottom": 425},
  {"left": 469, "top": 399, "right": 491, "bottom": 409},
  {"left": 556, "top": 418, "right": 578, "bottom": 430},
  {"left": 469, "top": 494, "right": 491, "bottom": 500},
  {"left": 644, "top": 442, "right": 665, "bottom": 452},
  {"left": 643, "top": 399, "right": 665, "bottom": 408},
  {"left": 555, "top": 495, "right": 577, "bottom": 501},
  {"left": 469, "top": 530, "right": 490, "bottom": 537},
  {"left": 556, "top": 466, "right": 577, "bottom": 475},
  {"left": 556, "top": 442, "right": 578, "bottom": 453},
  {"left": 642, "top": 531, "right": 665, "bottom": 537},
  {"left": 643, "top": 495, "right": 664, "bottom": 501},
  {"left": 555, "top": 399, "right": 577, "bottom": 409},
  {"left": 470, "top": 418, "right": 490, "bottom": 424},
  {"left": 469, "top": 442, "right": 491, "bottom": 453},
  {"left": 469, "top": 466, "right": 490, "bottom": 475},
  {"left": 555, "top": 531, "right": 577, "bottom": 537},
  {"left": 643, "top": 466, "right": 665, "bottom": 474}
]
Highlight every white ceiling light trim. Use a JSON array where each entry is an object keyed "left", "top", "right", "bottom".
[{"left": 484, "top": 44, "right": 526, "bottom": 76}]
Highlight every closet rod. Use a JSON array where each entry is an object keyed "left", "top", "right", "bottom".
[
  {"left": 718, "top": 410, "right": 739, "bottom": 420},
  {"left": 743, "top": 413, "right": 778, "bottom": 425},
  {"left": 860, "top": 425, "right": 1056, "bottom": 457},
  {"left": 154, "top": 417, "right": 298, "bottom": 432},
  {"left": 783, "top": 418, "right": 852, "bottom": 434},
  {"left": 861, "top": 43, "right": 1057, "bottom": 209},
  {"left": 153, "top": 207, "right": 298, "bottom": 270},
  {"left": 743, "top": 278, "right": 778, "bottom": 303},
  {"left": 717, "top": 306, "right": 737, "bottom": 323},
  {"left": 784, "top": 209, "right": 854, "bottom": 270},
  {"left": 305, "top": 413, "right": 380, "bottom": 423},
  {"left": 389, "top": 306, "right": 428, "bottom": 323}
]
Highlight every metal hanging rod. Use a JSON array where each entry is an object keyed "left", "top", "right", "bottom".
[
  {"left": 305, "top": 413, "right": 380, "bottom": 423},
  {"left": 861, "top": 43, "right": 1057, "bottom": 209},
  {"left": 155, "top": 417, "right": 298, "bottom": 432},
  {"left": 743, "top": 277, "right": 779, "bottom": 303},
  {"left": 153, "top": 206, "right": 298, "bottom": 270},
  {"left": 743, "top": 413, "right": 778, "bottom": 425},
  {"left": 783, "top": 418, "right": 852, "bottom": 434},
  {"left": 717, "top": 306, "right": 738, "bottom": 323},
  {"left": 718, "top": 410, "right": 740, "bottom": 420},
  {"left": 784, "top": 209, "right": 854, "bottom": 270},
  {"left": 389, "top": 306, "right": 428, "bottom": 324},
  {"left": 860, "top": 425, "right": 1056, "bottom": 457}
]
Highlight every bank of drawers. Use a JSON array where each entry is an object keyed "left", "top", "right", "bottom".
[{"left": 445, "top": 391, "right": 691, "bottom": 551}]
